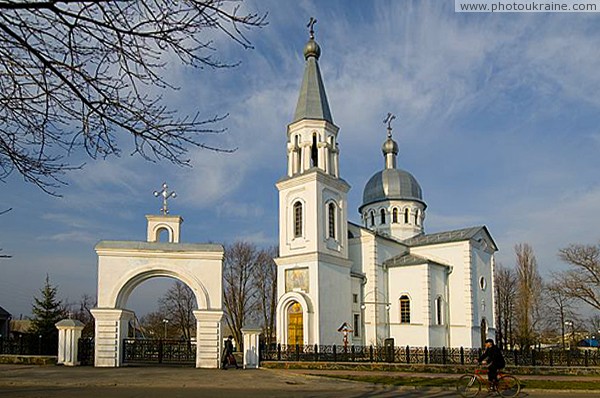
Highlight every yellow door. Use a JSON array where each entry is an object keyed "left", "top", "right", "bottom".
[{"left": 287, "top": 302, "right": 303, "bottom": 346}]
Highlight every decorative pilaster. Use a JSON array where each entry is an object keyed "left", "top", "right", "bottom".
[
  {"left": 193, "top": 310, "right": 224, "bottom": 368},
  {"left": 90, "top": 308, "right": 134, "bottom": 367},
  {"left": 56, "top": 319, "right": 85, "bottom": 366},
  {"left": 241, "top": 327, "right": 262, "bottom": 369}
]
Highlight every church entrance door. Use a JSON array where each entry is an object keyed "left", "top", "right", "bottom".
[{"left": 287, "top": 302, "right": 303, "bottom": 346}]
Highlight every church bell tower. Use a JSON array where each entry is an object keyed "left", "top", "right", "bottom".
[{"left": 275, "top": 19, "right": 352, "bottom": 346}]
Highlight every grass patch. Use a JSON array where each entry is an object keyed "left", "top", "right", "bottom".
[{"left": 315, "top": 374, "right": 600, "bottom": 391}]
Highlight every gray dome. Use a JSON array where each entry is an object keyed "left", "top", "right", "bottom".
[{"left": 361, "top": 168, "right": 424, "bottom": 209}]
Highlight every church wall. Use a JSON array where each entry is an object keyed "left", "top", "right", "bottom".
[
  {"left": 410, "top": 241, "right": 477, "bottom": 347},
  {"left": 388, "top": 264, "right": 429, "bottom": 346},
  {"left": 317, "top": 260, "right": 352, "bottom": 345},
  {"left": 428, "top": 264, "right": 450, "bottom": 347},
  {"left": 469, "top": 243, "right": 496, "bottom": 345}
]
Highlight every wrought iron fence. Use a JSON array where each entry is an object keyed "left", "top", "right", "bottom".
[
  {"left": 261, "top": 344, "right": 600, "bottom": 367},
  {"left": 122, "top": 338, "right": 196, "bottom": 365},
  {"left": 0, "top": 335, "right": 57, "bottom": 356},
  {"left": 77, "top": 337, "right": 94, "bottom": 365}
]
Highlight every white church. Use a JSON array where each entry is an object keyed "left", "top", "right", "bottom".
[{"left": 274, "top": 27, "right": 497, "bottom": 349}]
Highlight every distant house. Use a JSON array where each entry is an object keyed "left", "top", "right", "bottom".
[
  {"left": 0, "top": 306, "right": 10, "bottom": 338},
  {"left": 9, "top": 319, "right": 32, "bottom": 338}
]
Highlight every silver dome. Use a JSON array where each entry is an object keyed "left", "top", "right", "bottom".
[{"left": 360, "top": 168, "right": 424, "bottom": 210}]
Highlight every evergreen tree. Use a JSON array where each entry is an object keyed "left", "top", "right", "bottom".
[{"left": 31, "top": 275, "right": 66, "bottom": 345}]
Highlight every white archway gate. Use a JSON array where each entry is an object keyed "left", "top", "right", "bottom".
[{"left": 91, "top": 214, "right": 224, "bottom": 368}]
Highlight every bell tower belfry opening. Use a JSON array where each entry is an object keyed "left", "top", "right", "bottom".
[{"left": 91, "top": 183, "right": 224, "bottom": 368}]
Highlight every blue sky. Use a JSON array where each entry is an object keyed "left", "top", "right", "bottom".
[{"left": 1, "top": 0, "right": 600, "bottom": 318}]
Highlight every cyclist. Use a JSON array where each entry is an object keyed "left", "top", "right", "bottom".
[{"left": 478, "top": 338, "right": 505, "bottom": 391}]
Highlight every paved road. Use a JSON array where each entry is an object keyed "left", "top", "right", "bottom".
[{"left": 0, "top": 365, "right": 597, "bottom": 397}]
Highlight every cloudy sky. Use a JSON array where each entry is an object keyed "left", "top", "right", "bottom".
[{"left": 1, "top": 0, "right": 599, "bottom": 319}]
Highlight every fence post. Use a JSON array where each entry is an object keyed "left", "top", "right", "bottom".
[
  {"left": 277, "top": 343, "right": 281, "bottom": 361},
  {"left": 585, "top": 350, "right": 589, "bottom": 367},
  {"left": 531, "top": 349, "right": 536, "bottom": 366},
  {"left": 406, "top": 345, "right": 410, "bottom": 364},
  {"left": 549, "top": 349, "right": 553, "bottom": 367},
  {"left": 0, "top": 335, "right": 3, "bottom": 354},
  {"left": 424, "top": 347, "right": 428, "bottom": 364},
  {"left": 19, "top": 335, "right": 23, "bottom": 355},
  {"left": 369, "top": 345, "right": 373, "bottom": 362},
  {"left": 513, "top": 349, "right": 518, "bottom": 366},
  {"left": 567, "top": 349, "right": 571, "bottom": 367},
  {"left": 442, "top": 346, "right": 447, "bottom": 365},
  {"left": 351, "top": 345, "right": 355, "bottom": 362},
  {"left": 333, "top": 345, "right": 337, "bottom": 362},
  {"left": 314, "top": 344, "right": 319, "bottom": 362},
  {"left": 460, "top": 347, "right": 465, "bottom": 365},
  {"left": 295, "top": 344, "right": 300, "bottom": 361}
]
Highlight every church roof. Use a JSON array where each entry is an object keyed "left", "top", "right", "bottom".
[
  {"left": 292, "top": 37, "right": 333, "bottom": 124},
  {"left": 403, "top": 226, "right": 497, "bottom": 250},
  {"left": 385, "top": 253, "right": 448, "bottom": 268}
]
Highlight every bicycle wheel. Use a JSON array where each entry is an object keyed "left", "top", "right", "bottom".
[
  {"left": 456, "top": 374, "right": 481, "bottom": 397},
  {"left": 497, "top": 375, "right": 520, "bottom": 397}
]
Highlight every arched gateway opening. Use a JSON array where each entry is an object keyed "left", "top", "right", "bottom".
[{"left": 91, "top": 214, "right": 224, "bottom": 368}]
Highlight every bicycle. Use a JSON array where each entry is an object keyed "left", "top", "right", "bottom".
[{"left": 456, "top": 368, "right": 521, "bottom": 397}]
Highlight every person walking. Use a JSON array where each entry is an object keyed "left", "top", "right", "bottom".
[{"left": 221, "top": 335, "right": 240, "bottom": 369}]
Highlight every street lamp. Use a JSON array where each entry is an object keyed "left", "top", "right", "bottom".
[
  {"left": 361, "top": 288, "right": 391, "bottom": 346},
  {"left": 564, "top": 320, "right": 574, "bottom": 349},
  {"left": 162, "top": 319, "right": 169, "bottom": 339}
]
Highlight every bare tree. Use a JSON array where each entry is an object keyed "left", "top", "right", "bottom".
[
  {"left": 558, "top": 242, "right": 600, "bottom": 311},
  {"left": 494, "top": 263, "right": 516, "bottom": 350},
  {"left": 159, "top": 281, "right": 196, "bottom": 340},
  {"left": 223, "top": 241, "right": 259, "bottom": 349},
  {"left": 0, "top": 1, "right": 266, "bottom": 194},
  {"left": 0, "top": 207, "right": 11, "bottom": 258},
  {"left": 139, "top": 309, "right": 172, "bottom": 338},
  {"left": 71, "top": 293, "right": 96, "bottom": 337},
  {"left": 514, "top": 243, "right": 543, "bottom": 349},
  {"left": 543, "top": 280, "right": 578, "bottom": 349},
  {"left": 255, "top": 246, "right": 277, "bottom": 345}
]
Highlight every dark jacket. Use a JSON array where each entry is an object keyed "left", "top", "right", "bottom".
[
  {"left": 478, "top": 345, "right": 505, "bottom": 369},
  {"left": 224, "top": 339, "right": 234, "bottom": 355}
]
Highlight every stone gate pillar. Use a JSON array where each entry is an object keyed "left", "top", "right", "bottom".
[
  {"left": 56, "top": 319, "right": 85, "bottom": 366},
  {"left": 90, "top": 308, "right": 134, "bottom": 367},
  {"left": 242, "top": 327, "right": 262, "bottom": 369},
  {"left": 193, "top": 309, "right": 223, "bottom": 368}
]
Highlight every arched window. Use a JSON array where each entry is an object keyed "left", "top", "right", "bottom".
[
  {"left": 380, "top": 209, "right": 386, "bottom": 224},
  {"left": 293, "top": 201, "right": 303, "bottom": 238},
  {"left": 414, "top": 209, "right": 419, "bottom": 225},
  {"left": 404, "top": 208, "right": 410, "bottom": 224},
  {"left": 399, "top": 295, "right": 411, "bottom": 324},
  {"left": 328, "top": 202, "right": 336, "bottom": 239},
  {"left": 435, "top": 297, "right": 443, "bottom": 325},
  {"left": 311, "top": 133, "right": 318, "bottom": 167},
  {"left": 392, "top": 208, "right": 398, "bottom": 223},
  {"left": 370, "top": 211, "right": 375, "bottom": 227}
]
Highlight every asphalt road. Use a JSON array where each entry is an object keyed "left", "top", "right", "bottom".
[{"left": 0, "top": 365, "right": 597, "bottom": 398}]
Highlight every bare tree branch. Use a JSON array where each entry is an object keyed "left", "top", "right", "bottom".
[
  {"left": 558, "top": 242, "right": 600, "bottom": 311},
  {"left": 0, "top": 0, "right": 267, "bottom": 194}
]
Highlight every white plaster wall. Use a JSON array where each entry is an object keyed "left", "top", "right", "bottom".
[
  {"left": 388, "top": 264, "right": 429, "bottom": 346},
  {"left": 410, "top": 239, "right": 495, "bottom": 348},
  {"left": 317, "top": 260, "right": 352, "bottom": 345}
]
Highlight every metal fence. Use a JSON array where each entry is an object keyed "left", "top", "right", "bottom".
[
  {"left": 261, "top": 344, "right": 600, "bottom": 367},
  {"left": 0, "top": 335, "right": 57, "bottom": 356},
  {"left": 122, "top": 338, "right": 196, "bottom": 365}
]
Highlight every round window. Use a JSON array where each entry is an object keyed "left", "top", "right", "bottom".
[{"left": 479, "top": 276, "right": 487, "bottom": 290}]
